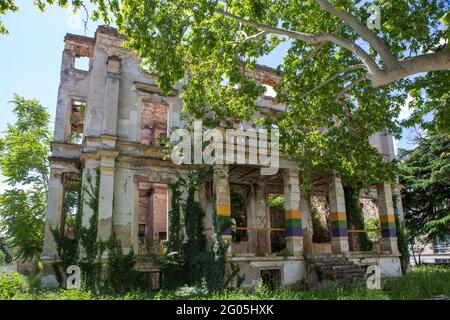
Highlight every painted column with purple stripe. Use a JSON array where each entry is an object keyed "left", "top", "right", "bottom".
[
  {"left": 213, "top": 165, "right": 232, "bottom": 253},
  {"left": 283, "top": 168, "right": 303, "bottom": 256},
  {"left": 377, "top": 183, "right": 399, "bottom": 254},
  {"left": 329, "top": 176, "right": 349, "bottom": 253}
]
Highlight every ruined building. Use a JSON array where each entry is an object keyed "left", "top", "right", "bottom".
[{"left": 41, "top": 26, "right": 404, "bottom": 288}]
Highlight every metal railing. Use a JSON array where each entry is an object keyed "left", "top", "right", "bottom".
[{"left": 434, "top": 245, "right": 450, "bottom": 254}]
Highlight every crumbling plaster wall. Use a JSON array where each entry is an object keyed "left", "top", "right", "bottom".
[
  {"left": 113, "top": 161, "right": 178, "bottom": 254},
  {"left": 53, "top": 34, "right": 93, "bottom": 143}
]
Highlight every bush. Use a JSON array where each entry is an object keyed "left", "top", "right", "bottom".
[
  {"left": 0, "top": 272, "right": 29, "bottom": 299},
  {"left": 364, "top": 216, "right": 381, "bottom": 242}
]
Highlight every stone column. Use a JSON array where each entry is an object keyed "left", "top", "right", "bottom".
[
  {"left": 377, "top": 183, "right": 399, "bottom": 254},
  {"left": 53, "top": 49, "right": 74, "bottom": 143},
  {"left": 283, "top": 168, "right": 303, "bottom": 256},
  {"left": 102, "top": 56, "right": 121, "bottom": 136},
  {"left": 81, "top": 157, "right": 100, "bottom": 229},
  {"left": 41, "top": 166, "right": 65, "bottom": 261},
  {"left": 41, "top": 166, "right": 66, "bottom": 287},
  {"left": 97, "top": 150, "right": 119, "bottom": 242},
  {"left": 255, "top": 182, "right": 270, "bottom": 254},
  {"left": 329, "top": 176, "right": 349, "bottom": 253},
  {"left": 213, "top": 165, "right": 232, "bottom": 253}
]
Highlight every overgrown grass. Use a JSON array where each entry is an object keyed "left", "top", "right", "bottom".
[{"left": 1, "top": 265, "right": 449, "bottom": 300}]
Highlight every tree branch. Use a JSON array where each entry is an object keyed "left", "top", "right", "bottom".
[
  {"left": 301, "top": 64, "right": 366, "bottom": 97},
  {"left": 215, "top": 6, "right": 450, "bottom": 88},
  {"left": 316, "top": 0, "right": 398, "bottom": 69},
  {"left": 230, "top": 30, "right": 267, "bottom": 45},
  {"left": 370, "top": 50, "right": 450, "bottom": 87},
  {"left": 215, "top": 8, "right": 382, "bottom": 79},
  {"left": 334, "top": 75, "right": 366, "bottom": 103}
]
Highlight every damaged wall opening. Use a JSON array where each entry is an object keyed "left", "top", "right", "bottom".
[
  {"left": 138, "top": 181, "right": 168, "bottom": 255},
  {"left": 60, "top": 172, "right": 81, "bottom": 238},
  {"left": 74, "top": 56, "right": 90, "bottom": 71},
  {"left": 268, "top": 194, "right": 285, "bottom": 253},
  {"left": 230, "top": 189, "right": 248, "bottom": 242},
  {"left": 69, "top": 100, "right": 85, "bottom": 144},
  {"left": 260, "top": 269, "right": 281, "bottom": 290},
  {"left": 140, "top": 101, "right": 168, "bottom": 146},
  {"left": 311, "top": 195, "right": 331, "bottom": 244},
  {"left": 140, "top": 271, "right": 161, "bottom": 290}
]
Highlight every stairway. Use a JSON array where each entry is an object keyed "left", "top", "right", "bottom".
[{"left": 309, "top": 255, "right": 367, "bottom": 286}]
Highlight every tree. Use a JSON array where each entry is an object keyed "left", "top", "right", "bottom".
[
  {"left": 2, "top": 1, "right": 448, "bottom": 186},
  {"left": 399, "top": 133, "right": 450, "bottom": 254},
  {"left": 99, "top": 0, "right": 448, "bottom": 134},
  {"left": 100, "top": 0, "right": 446, "bottom": 186},
  {"left": 0, "top": 95, "right": 51, "bottom": 260}
]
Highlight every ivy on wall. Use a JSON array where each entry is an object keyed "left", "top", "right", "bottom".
[
  {"left": 52, "top": 167, "right": 138, "bottom": 292},
  {"left": 161, "top": 169, "right": 239, "bottom": 291},
  {"left": 392, "top": 194, "right": 409, "bottom": 274},
  {"left": 344, "top": 186, "right": 373, "bottom": 252},
  {"left": 52, "top": 165, "right": 243, "bottom": 292}
]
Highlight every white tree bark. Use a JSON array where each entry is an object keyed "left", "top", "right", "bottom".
[{"left": 215, "top": 1, "right": 450, "bottom": 89}]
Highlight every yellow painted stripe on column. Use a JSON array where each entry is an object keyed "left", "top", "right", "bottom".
[
  {"left": 216, "top": 204, "right": 231, "bottom": 216},
  {"left": 379, "top": 214, "right": 396, "bottom": 223},
  {"left": 285, "top": 210, "right": 301, "bottom": 220},
  {"left": 330, "top": 211, "right": 347, "bottom": 221}
]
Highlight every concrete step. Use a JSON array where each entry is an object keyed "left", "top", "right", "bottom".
[{"left": 309, "top": 255, "right": 367, "bottom": 287}]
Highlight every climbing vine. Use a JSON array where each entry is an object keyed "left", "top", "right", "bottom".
[
  {"left": 51, "top": 163, "right": 83, "bottom": 282},
  {"left": 78, "top": 168, "right": 103, "bottom": 290},
  {"left": 105, "top": 232, "right": 140, "bottom": 293},
  {"left": 344, "top": 186, "right": 373, "bottom": 252},
  {"left": 52, "top": 166, "right": 138, "bottom": 292},
  {"left": 160, "top": 168, "right": 237, "bottom": 291},
  {"left": 393, "top": 194, "right": 409, "bottom": 274}
]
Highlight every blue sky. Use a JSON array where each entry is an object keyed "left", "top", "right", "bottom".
[
  {"left": 0, "top": 1, "right": 417, "bottom": 189},
  {"left": 0, "top": 1, "right": 100, "bottom": 135}
]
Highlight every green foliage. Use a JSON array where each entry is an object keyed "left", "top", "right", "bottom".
[
  {"left": 95, "top": 0, "right": 449, "bottom": 186},
  {"left": 0, "top": 95, "right": 50, "bottom": 186},
  {"left": 104, "top": 233, "right": 140, "bottom": 293},
  {"left": 275, "top": 247, "right": 292, "bottom": 259},
  {"left": 0, "top": 237, "right": 12, "bottom": 263},
  {"left": 0, "top": 272, "right": 29, "bottom": 299},
  {"left": 399, "top": 133, "right": 450, "bottom": 242},
  {"left": 182, "top": 173, "right": 207, "bottom": 283},
  {"left": 0, "top": 95, "right": 50, "bottom": 260},
  {"left": 2, "top": 265, "right": 450, "bottom": 300},
  {"left": 78, "top": 168, "right": 103, "bottom": 290},
  {"left": 166, "top": 182, "right": 183, "bottom": 261},
  {"left": 51, "top": 175, "right": 83, "bottom": 272},
  {"left": 403, "top": 71, "right": 450, "bottom": 134},
  {"left": 51, "top": 228, "right": 79, "bottom": 272},
  {"left": 51, "top": 167, "right": 139, "bottom": 293},
  {"left": 2, "top": 1, "right": 449, "bottom": 188},
  {"left": 311, "top": 205, "right": 330, "bottom": 243},
  {"left": 267, "top": 195, "right": 284, "bottom": 211},
  {"left": 395, "top": 215, "right": 409, "bottom": 275},
  {"left": 161, "top": 170, "right": 230, "bottom": 292},
  {"left": 224, "top": 262, "right": 245, "bottom": 288},
  {"left": 344, "top": 186, "right": 373, "bottom": 251},
  {"left": 0, "top": 189, "right": 45, "bottom": 260},
  {"left": 0, "top": 0, "right": 94, "bottom": 34},
  {"left": 364, "top": 216, "right": 381, "bottom": 242}
]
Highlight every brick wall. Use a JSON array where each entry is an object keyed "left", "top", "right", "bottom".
[{"left": 140, "top": 101, "right": 168, "bottom": 146}]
